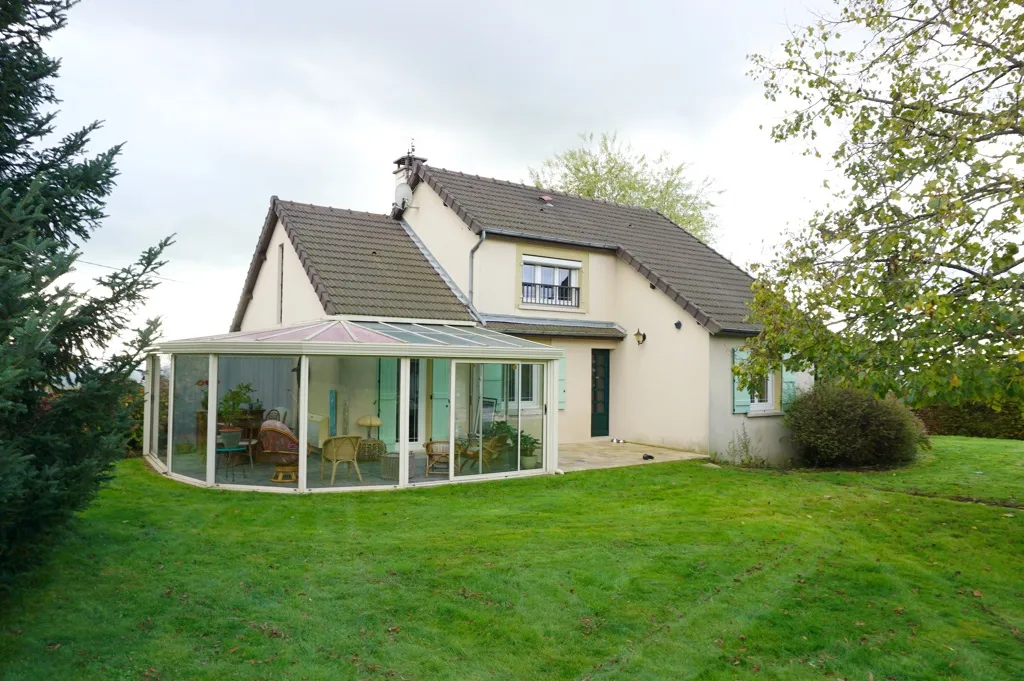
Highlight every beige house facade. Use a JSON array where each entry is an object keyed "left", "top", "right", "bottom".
[{"left": 227, "top": 155, "right": 812, "bottom": 466}]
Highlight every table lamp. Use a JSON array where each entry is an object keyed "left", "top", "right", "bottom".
[{"left": 356, "top": 415, "right": 382, "bottom": 439}]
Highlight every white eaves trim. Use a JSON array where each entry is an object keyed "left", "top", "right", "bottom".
[
  {"left": 325, "top": 314, "right": 477, "bottom": 326},
  {"left": 152, "top": 339, "right": 563, "bottom": 361}
]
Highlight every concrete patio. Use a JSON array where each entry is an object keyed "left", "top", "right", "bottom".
[{"left": 558, "top": 441, "right": 707, "bottom": 472}]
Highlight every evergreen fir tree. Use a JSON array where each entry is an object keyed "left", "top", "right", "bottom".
[{"left": 0, "top": 0, "right": 171, "bottom": 584}]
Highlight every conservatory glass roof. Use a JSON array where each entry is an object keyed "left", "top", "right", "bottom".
[{"left": 153, "top": 319, "right": 561, "bottom": 359}]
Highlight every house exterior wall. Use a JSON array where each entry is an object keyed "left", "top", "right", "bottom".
[
  {"left": 522, "top": 262, "right": 711, "bottom": 451},
  {"left": 708, "top": 335, "right": 814, "bottom": 466},
  {"left": 402, "top": 183, "right": 481, "bottom": 296},
  {"left": 606, "top": 260, "right": 711, "bottom": 451},
  {"left": 239, "top": 218, "right": 325, "bottom": 331}
]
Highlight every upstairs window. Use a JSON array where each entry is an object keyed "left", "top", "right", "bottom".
[{"left": 522, "top": 255, "right": 580, "bottom": 307}]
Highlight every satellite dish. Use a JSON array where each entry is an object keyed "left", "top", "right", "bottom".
[{"left": 395, "top": 182, "right": 413, "bottom": 210}]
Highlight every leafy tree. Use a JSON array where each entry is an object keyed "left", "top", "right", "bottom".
[
  {"left": 530, "top": 132, "right": 718, "bottom": 243},
  {"left": 744, "top": 0, "right": 1023, "bottom": 408},
  {"left": 0, "top": 0, "right": 171, "bottom": 584}
]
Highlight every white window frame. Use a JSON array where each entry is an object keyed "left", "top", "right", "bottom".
[
  {"left": 505, "top": 363, "right": 540, "bottom": 408},
  {"left": 748, "top": 372, "right": 775, "bottom": 412},
  {"left": 521, "top": 255, "right": 581, "bottom": 306}
]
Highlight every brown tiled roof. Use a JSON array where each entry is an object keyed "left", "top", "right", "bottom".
[
  {"left": 484, "top": 319, "right": 627, "bottom": 340},
  {"left": 411, "top": 164, "right": 759, "bottom": 334},
  {"left": 230, "top": 198, "right": 473, "bottom": 330}
]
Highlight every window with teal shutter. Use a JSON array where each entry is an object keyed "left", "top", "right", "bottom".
[
  {"left": 481, "top": 363, "right": 504, "bottom": 409},
  {"left": 732, "top": 348, "right": 750, "bottom": 414},
  {"left": 781, "top": 366, "right": 798, "bottom": 411},
  {"left": 377, "top": 359, "right": 398, "bottom": 449},
  {"left": 430, "top": 359, "right": 450, "bottom": 440}
]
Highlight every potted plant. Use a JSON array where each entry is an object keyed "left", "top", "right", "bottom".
[
  {"left": 218, "top": 383, "right": 254, "bottom": 449},
  {"left": 519, "top": 431, "right": 540, "bottom": 469}
]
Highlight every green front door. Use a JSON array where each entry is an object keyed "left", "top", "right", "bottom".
[{"left": 591, "top": 349, "right": 610, "bottom": 437}]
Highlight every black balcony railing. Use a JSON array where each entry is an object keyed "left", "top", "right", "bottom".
[{"left": 522, "top": 282, "right": 580, "bottom": 307}]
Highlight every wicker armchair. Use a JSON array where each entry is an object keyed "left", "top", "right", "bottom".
[
  {"left": 458, "top": 436, "right": 506, "bottom": 474},
  {"left": 258, "top": 420, "right": 308, "bottom": 483},
  {"left": 424, "top": 440, "right": 450, "bottom": 477}
]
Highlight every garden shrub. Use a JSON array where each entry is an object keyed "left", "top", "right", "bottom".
[
  {"left": 915, "top": 402, "right": 1024, "bottom": 440},
  {"left": 785, "top": 383, "right": 930, "bottom": 467}
]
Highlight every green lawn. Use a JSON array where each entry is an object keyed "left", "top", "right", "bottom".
[
  {"left": 1, "top": 437, "right": 1021, "bottom": 680},
  {"left": 797, "top": 436, "right": 1023, "bottom": 507}
]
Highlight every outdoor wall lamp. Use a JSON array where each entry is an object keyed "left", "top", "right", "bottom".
[{"left": 634, "top": 329, "right": 647, "bottom": 345}]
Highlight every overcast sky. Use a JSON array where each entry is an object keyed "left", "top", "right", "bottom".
[{"left": 50, "top": 0, "right": 836, "bottom": 343}]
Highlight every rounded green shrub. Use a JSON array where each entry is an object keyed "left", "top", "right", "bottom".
[{"left": 784, "top": 383, "right": 930, "bottom": 467}]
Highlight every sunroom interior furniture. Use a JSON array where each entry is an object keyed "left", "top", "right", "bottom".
[
  {"left": 424, "top": 440, "right": 450, "bottom": 477},
  {"left": 356, "top": 415, "right": 382, "bottom": 438},
  {"left": 196, "top": 408, "right": 264, "bottom": 453},
  {"left": 458, "top": 436, "right": 505, "bottom": 473},
  {"left": 356, "top": 438, "right": 387, "bottom": 462},
  {"left": 259, "top": 422, "right": 306, "bottom": 483},
  {"left": 321, "top": 435, "right": 362, "bottom": 484},
  {"left": 217, "top": 444, "right": 251, "bottom": 482}
]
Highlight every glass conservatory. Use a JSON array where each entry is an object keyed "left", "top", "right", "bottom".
[{"left": 140, "top": 319, "right": 562, "bottom": 492}]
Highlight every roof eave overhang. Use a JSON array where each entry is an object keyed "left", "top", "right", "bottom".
[
  {"left": 714, "top": 327, "right": 761, "bottom": 337},
  {"left": 151, "top": 340, "right": 563, "bottom": 361}
]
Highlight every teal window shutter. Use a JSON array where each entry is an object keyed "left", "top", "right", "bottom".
[
  {"left": 430, "top": 359, "right": 450, "bottom": 440},
  {"left": 377, "top": 359, "right": 398, "bottom": 449},
  {"left": 732, "top": 348, "right": 750, "bottom": 414},
  {"left": 557, "top": 357, "right": 567, "bottom": 410},
  {"left": 781, "top": 366, "right": 798, "bottom": 411},
  {"left": 481, "top": 363, "right": 504, "bottom": 408}
]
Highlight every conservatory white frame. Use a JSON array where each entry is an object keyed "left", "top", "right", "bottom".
[{"left": 140, "top": 319, "right": 562, "bottom": 493}]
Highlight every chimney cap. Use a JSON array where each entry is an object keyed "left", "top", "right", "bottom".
[{"left": 393, "top": 154, "right": 427, "bottom": 169}]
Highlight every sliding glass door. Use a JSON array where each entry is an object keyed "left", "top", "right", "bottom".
[{"left": 451, "top": 361, "right": 545, "bottom": 479}]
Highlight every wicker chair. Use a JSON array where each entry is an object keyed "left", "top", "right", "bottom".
[
  {"left": 458, "top": 436, "right": 506, "bottom": 474},
  {"left": 258, "top": 420, "right": 307, "bottom": 483},
  {"left": 320, "top": 435, "right": 362, "bottom": 484},
  {"left": 424, "top": 440, "right": 450, "bottom": 477}
]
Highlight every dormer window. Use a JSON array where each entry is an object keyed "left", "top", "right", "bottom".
[{"left": 521, "top": 255, "right": 581, "bottom": 307}]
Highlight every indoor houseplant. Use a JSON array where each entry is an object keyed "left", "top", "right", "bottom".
[
  {"left": 218, "top": 383, "right": 254, "bottom": 449},
  {"left": 519, "top": 431, "right": 540, "bottom": 469}
]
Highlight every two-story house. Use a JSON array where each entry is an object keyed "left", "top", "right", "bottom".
[{"left": 227, "top": 153, "right": 812, "bottom": 466}]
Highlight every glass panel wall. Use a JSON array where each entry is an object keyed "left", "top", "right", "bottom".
[
  {"left": 151, "top": 354, "right": 170, "bottom": 466},
  {"left": 170, "top": 354, "right": 209, "bottom": 481},
  {"left": 519, "top": 363, "right": 545, "bottom": 470},
  {"left": 418, "top": 359, "right": 451, "bottom": 482},
  {"left": 453, "top": 362, "right": 545, "bottom": 477},
  {"left": 304, "top": 356, "right": 399, "bottom": 489},
  {"left": 215, "top": 355, "right": 300, "bottom": 488}
]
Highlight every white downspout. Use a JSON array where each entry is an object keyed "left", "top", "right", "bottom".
[{"left": 468, "top": 230, "right": 488, "bottom": 308}]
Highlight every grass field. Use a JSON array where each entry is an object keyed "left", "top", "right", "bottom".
[{"left": 1, "top": 436, "right": 1021, "bottom": 680}]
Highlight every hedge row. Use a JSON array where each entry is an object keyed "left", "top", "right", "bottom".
[{"left": 915, "top": 402, "right": 1024, "bottom": 441}]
